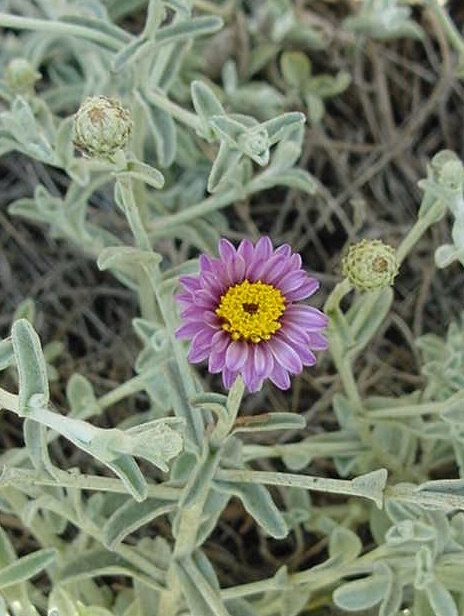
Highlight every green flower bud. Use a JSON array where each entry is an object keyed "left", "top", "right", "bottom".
[
  {"left": 73, "top": 96, "right": 132, "bottom": 160},
  {"left": 5, "top": 58, "right": 41, "bottom": 95},
  {"left": 342, "top": 239, "right": 398, "bottom": 291}
]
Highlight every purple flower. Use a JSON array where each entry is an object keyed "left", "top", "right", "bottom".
[{"left": 175, "top": 237, "right": 329, "bottom": 392}]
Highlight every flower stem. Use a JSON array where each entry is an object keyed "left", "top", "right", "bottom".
[
  {"left": 426, "top": 0, "right": 464, "bottom": 59},
  {"left": 396, "top": 199, "right": 444, "bottom": 265},
  {"left": 149, "top": 187, "right": 240, "bottom": 235},
  {"left": 116, "top": 175, "right": 152, "bottom": 252},
  {"left": 216, "top": 468, "right": 388, "bottom": 509},
  {"left": 144, "top": 87, "right": 202, "bottom": 132}
]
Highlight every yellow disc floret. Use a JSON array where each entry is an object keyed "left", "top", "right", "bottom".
[{"left": 215, "top": 280, "right": 286, "bottom": 343}]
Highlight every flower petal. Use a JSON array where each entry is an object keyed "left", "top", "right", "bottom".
[
  {"left": 222, "top": 367, "right": 238, "bottom": 389},
  {"left": 219, "top": 238, "right": 236, "bottom": 261},
  {"left": 225, "top": 340, "right": 249, "bottom": 371},
  {"left": 188, "top": 328, "right": 215, "bottom": 362},
  {"left": 237, "top": 238, "right": 254, "bottom": 262},
  {"left": 284, "top": 305, "right": 329, "bottom": 330},
  {"left": 285, "top": 278, "right": 320, "bottom": 301},
  {"left": 269, "top": 363, "right": 291, "bottom": 390},
  {"left": 208, "top": 331, "right": 229, "bottom": 373},
  {"left": 308, "top": 332, "right": 329, "bottom": 350},
  {"left": 253, "top": 343, "right": 274, "bottom": 377},
  {"left": 268, "top": 337, "right": 303, "bottom": 374},
  {"left": 176, "top": 321, "right": 208, "bottom": 339},
  {"left": 255, "top": 236, "right": 273, "bottom": 260}
]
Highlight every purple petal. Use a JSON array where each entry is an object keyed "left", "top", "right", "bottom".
[
  {"left": 181, "top": 304, "right": 214, "bottom": 319},
  {"left": 308, "top": 332, "right": 329, "bottom": 350},
  {"left": 269, "top": 363, "right": 291, "bottom": 390},
  {"left": 199, "top": 254, "right": 214, "bottom": 273},
  {"left": 201, "top": 271, "right": 226, "bottom": 296},
  {"left": 237, "top": 239, "right": 254, "bottom": 262},
  {"left": 278, "top": 271, "right": 309, "bottom": 295},
  {"left": 289, "top": 253, "right": 302, "bottom": 270},
  {"left": 176, "top": 321, "right": 208, "bottom": 339},
  {"left": 179, "top": 275, "right": 201, "bottom": 291},
  {"left": 208, "top": 331, "right": 230, "bottom": 373},
  {"left": 278, "top": 321, "right": 310, "bottom": 346},
  {"left": 245, "top": 257, "right": 267, "bottom": 281},
  {"left": 219, "top": 238, "right": 237, "bottom": 261},
  {"left": 284, "top": 340, "right": 316, "bottom": 366},
  {"left": 253, "top": 344, "right": 274, "bottom": 377},
  {"left": 254, "top": 236, "right": 273, "bottom": 260},
  {"left": 275, "top": 243, "right": 292, "bottom": 257},
  {"left": 188, "top": 328, "right": 215, "bottom": 362},
  {"left": 259, "top": 255, "right": 289, "bottom": 285},
  {"left": 225, "top": 340, "right": 249, "bottom": 371},
  {"left": 230, "top": 255, "right": 246, "bottom": 283},
  {"left": 242, "top": 359, "right": 264, "bottom": 392},
  {"left": 222, "top": 367, "right": 238, "bottom": 389},
  {"left": 285, "top": 278, "right": 320, "bottom": 301},
  {"left": 268, "top": 337, "right": 303, "bottom": 374},
  {"left": 175, "top": 291, "right": 194, "bottom": 307},
  {"left": 284, "top": 305, "right": 329, "bottom": 330}
]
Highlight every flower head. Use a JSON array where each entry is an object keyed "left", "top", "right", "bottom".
[
  {"left": 342, "top": 239, "right": 398, "bottom": 291},
  {"left": 176, "top": 237, "right": 328, "bottom": 392},
  {"left": 5, "top": 58, "right": 41, "bottom": 95},
  {"left": 73, "top": 95, "right": 132, "bottom": 160}
]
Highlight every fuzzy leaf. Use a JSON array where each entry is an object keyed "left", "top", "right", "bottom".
[
  {"left": 333, "top": 571, "right": 390, "bottom": 611},
  {"left": 0, "top": 548, "right": 56, "bottom": 589},
  {"left": 11, "top": 319, "right": 49, "bottom": 415},
  {"left": 214, "top": 480, "right": 288, "bottom": 539},
  {"left": 103, "top": 497, "right": 176, "bottom": 548}
]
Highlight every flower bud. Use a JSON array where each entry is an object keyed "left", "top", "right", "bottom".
[
  {"left": 342, "top": 239, "right": 398, "bottom": 291},
  {"left": 5, "top": 58, "right": 41, "bottom": 95},
  {"left": 72, "top": 96, "right": 132, "bottom": 159}
]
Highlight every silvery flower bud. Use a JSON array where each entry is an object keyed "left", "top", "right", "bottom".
[
  {"left": 73, "top": 96, "right": 132, "bottom": 159},
  {"left": 342, "top": 239, "right": 398, "bottom": 291},
  {"left": 5, "top": 58, "right": 41, "bottom": 95}
]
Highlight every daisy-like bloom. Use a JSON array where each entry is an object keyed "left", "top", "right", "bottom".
[{"left": 175, "top": 237, "right": 329, "bottom": 392}]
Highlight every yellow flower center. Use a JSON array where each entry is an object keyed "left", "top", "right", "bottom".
[{"left": 215, "top": 280, "right": 286, "bottom": 343}]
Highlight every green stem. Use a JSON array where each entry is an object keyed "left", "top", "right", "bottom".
[
  {"left": 216, "top": 468, "right": 387, "bottom": 509},
  {"left": 242, "top": 438, "right": 364, "bottom": 463},
  {"left": 115, "top": 175, "right": 158, "bottom": 321},
  {"left": 365, "top": 390, "right": 464, "bottom": 419},
  {"left": 0, "top": 386, "right": 18, "bottom": 413},
  {"left": 145, "top": 88, "right": 202, "bottom": 132},
  {"left": 149, "top": 187, "right": 240, "bottom": 235},
  {"left": 324, "top": 277, "right": 352, "bottom": 314},
  {"left": 0, "top": 12, "right": 124, "bottom": 51},
  {"left": 220, "top": 544, "right": 391, "bottom": 600},
  {"left": 212, "top": 376, "right": 245, "bottom": 444},
  {"left": 396, "top": 199, "right": 444, "bottom": 265},
  {"left": 97, "top": 368, "right": 160, "bottom": 411},
  {"left": 427, "top": 0, "right": 464, "bottom": 58},
  {"left": 0, "top": 466, "right": 180, "bottom": 500},
  {"left": 116, "top": 176, "right": 152, "bottom": 251},
  {"left": 142, "top": 262, "right": 198, "bottom": 399}
]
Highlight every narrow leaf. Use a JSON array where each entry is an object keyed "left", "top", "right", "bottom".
[
  {"left": 0, "top": 548, "right": 56, "bottom": 589},
  {"left": 156, "top": 17, "right": 223, "bottom": 46},
  {"left": 174, "top": 558, "right": 232, "bottom": 616},
  {"left": 214, "top": 480, "right": 288, "bottom": 539},
  {"left": 23, "top": 418, "right": 55, "bottom": 476},
  {"left": 103, "top": 497, "right": 177, "bottom": 548}
]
